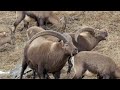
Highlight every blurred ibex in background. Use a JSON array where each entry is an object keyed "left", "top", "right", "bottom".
[{"left": 13, "top": 11, "right": 66, "bottom": 34}]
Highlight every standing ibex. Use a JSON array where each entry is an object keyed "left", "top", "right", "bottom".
[
  {"left": 13, "top": 11, "right": 66, "bottom": 34},
  {"left": 20, "top": 30, "right": 78, "bottom": 79},
  {"left": 73, "top": 51, "right": 120, "bottom": 79}
]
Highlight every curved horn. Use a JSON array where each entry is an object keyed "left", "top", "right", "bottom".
[
  {"left": 24, "top": 30, "right": 68, "bottom": 63},
  {"left": 28, "top": 30, "right": 68, "bottom": 44},
  {"left": 62, "top": 33, "right": 72, "bottom": 42},
  {"left": 75, "top": 27, "right": 95, "bottom": 42}
]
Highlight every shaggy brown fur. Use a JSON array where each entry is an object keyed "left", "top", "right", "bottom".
[
  {"left": 13, "top": 11, "right": 66, "bottom": 34},
  {"left": 20, "top": 30, "right": 78, "bottom": 79},
  {"left": 73, "top": 51, "right": 120, "bottom": 79}
]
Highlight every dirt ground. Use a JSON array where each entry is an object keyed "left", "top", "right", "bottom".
[{"left": 0, "top": 11, "right": 120, "bottom": 79}]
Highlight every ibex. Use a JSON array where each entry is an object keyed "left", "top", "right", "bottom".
[
  {"left": 20, "top": 30, "right": 78, "bottom": 79},
  {"left": 73, "top": 51, "right": 120, "bottom": 79},
  {"left": 70, "top": 26, "right": 108, "bottom": 52},
  {"left": 13, "top": 11, "right": 66, "bottom": 34}
]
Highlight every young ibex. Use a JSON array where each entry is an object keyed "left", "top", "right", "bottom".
[
  {"left": 73, "top": 51, "right": 120, "bottom": 79},
  {"left": 20, "top": 30, "right": 78, "bottom": 79},
  {"left": 0, "top": 28, "right": 15, "bottom": 46},
  {"left": 13, "top": 11, "right": 66, "bottom": 34}
]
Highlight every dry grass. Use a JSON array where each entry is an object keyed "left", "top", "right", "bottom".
[{"left": 0, "top": 11, "right": 120, "bottom": 79}]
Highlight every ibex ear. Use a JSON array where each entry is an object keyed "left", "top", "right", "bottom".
[{"left": 59, "top": 40, "right": 64, "bottom": 47}]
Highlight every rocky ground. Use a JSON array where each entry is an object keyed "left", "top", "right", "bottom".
[{"left": 0, "top": 11, "right": 120, "bottom": 79}]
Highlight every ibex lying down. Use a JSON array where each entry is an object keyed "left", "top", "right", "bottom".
[
  {"left": 20, "top": 30, "right": 78, "bottom": 79},
  {"left": 13, "top": 11, "right": 66, "bottom": 34},
  {"left": 73, "top": 51, "right": 120, "bottom": 79},
  {"left": 0, "top": 28, "right": 15, "bottom": 46},
  {"left": 70, "top": 26, "right": 108, "bottom": 52}
]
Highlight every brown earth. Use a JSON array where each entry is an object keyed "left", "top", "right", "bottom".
[{"left": 0, "top": 11, "right": 120, "bottom": 79}]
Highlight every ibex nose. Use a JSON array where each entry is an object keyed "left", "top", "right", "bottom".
[{"left": 73, "top": 48, "right": 78, "bottom": 56}]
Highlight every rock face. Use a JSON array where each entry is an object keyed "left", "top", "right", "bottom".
[
  {"left": 9, "top": 62, "right": 97, "bottom": 79},
  {"left": 10, "top": 64, "right": 33, "bottom": 79},
  {"left": 9, "top": 63, "right": 75, "bottom": 79},
  {"left": 9, "top": 57, "right": 75, "bottom": 79}
]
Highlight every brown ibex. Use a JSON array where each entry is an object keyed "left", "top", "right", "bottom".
[
  {"left": 73, "top": 51, "right": 120, "bottom": 79},
  {"left": 70, "top": 26, "right": 108, "bottom": 52},
  {"left": 13, "top": 11, "right": 66, "bottom": 34},
  {"left": 20, "top": 30, "right": 78, "bottom": 79}
]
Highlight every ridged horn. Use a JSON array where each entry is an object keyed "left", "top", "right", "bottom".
[
  {"left": 62, "top": 33, "right": 72, "bottom": 42},
  {"left": 24, "top": 30, "right": 68, "bottom": 62},
  {"left": 75, "top": 27, "right": 95, "bottom": 42},
  {"left": 28, "top": 30, "right": 68, "bottom": 44}
]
